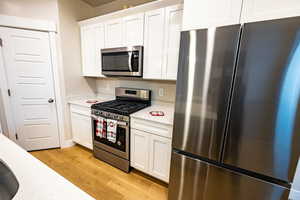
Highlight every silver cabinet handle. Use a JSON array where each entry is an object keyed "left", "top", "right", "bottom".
[{"left": 48, "top": 98, "right": 55, "bottom": 103}]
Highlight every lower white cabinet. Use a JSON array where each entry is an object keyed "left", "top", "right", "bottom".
[
  {"left": 70, "top": 105, "right": 93, "bottom": 150},
  {"left": 131, "top": 129, "right": 150, "bottom": 172},
  {"left": 131, "top": 128, "right": 172, "bottom": 182}
]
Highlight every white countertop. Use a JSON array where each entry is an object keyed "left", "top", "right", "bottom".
[
  {"left": 131, "top": 102, "right": 175, "bottom": 125},
  {"left": 68, "top": 96, "right": 113, "bottom": 108},
  {"left": 0, "top": 134, "right": 94, "bottom": 200}
]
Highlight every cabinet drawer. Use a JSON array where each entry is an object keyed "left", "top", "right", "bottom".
[
  {"left": 70, "top": 104, "right": 91, "bottom": 116},
  {"left": 131, "top": 118, "right": 173, "bottom": 138}
]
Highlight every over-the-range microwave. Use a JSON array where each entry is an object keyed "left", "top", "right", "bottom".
[{"left": 101, "top": 46, "right": 143, "bottom": 77}]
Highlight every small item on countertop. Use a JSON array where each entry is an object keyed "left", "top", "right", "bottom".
[
  {"left": 86, "top": 100, "right": 99, "bottom": 104},
  {"left": 149, "top": 111, "right": 165, "bottom": 116},
  {"left": 96, "top": 117, "right": 106, "bottom": 138},
  {"left": 107, "top": 119, "right": 117, "bottom": 143}
]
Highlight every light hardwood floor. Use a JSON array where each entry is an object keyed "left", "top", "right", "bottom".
[{"left": 30, "top": 145, "right": 168, "bottom": 200}]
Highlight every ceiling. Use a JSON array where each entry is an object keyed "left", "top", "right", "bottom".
[{"left": 81, "top": 0, "right": 117, "bottom": 7}]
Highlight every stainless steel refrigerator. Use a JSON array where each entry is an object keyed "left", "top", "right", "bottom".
[{"left": 169, "top": 17, "right": 300, "bottom": 200}]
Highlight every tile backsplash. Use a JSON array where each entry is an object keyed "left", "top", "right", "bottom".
[{"left": 96, "top": 78, "right": 176, "bottom": 103}]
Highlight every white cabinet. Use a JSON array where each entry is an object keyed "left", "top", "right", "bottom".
[
  {"left": 149, "top": 134, "right": 172, "bottom": 182},
  {"left": 131, "top": 129, "right": 150, "bottom": 172},
  {"left": 123, "top": 13, "right": 144, "bottom": 46},
  {"left": 163, "top": 5, "right": 183, "bottom": 80},
  {"left": 241, "top": 0, "right": 300, "bottom": 23},
  {"left": 143, "top": 8, "right": 166, "bottom": 79},
  {"left": 80, "top": 24, "right": 104, "bottom": 77},
  {"left": 131, "top": 117, "right": 173, "bottom": 182},
  {"left": 70, "top": 105, "right": 93, "bottom": 150},
  {"left": 182, "top": 0, "right": 243, "bottom": 30},
  {"left": 104, "top": 18, "right": 123, "bottom": 48}
]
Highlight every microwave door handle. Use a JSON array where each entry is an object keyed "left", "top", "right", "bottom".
[{"left": 128, "top": 52, "right": 133, "bottom": 72}]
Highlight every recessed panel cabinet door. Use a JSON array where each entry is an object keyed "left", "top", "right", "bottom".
[
  {"left": 149, "top": 134, "right": 172, "bottom": 182},
  {"left": 163, "top": 4, "right": 183, "bottom": 80},
  {"left": 81, "top": 24, "right": 104, "bottom": 77},
  {"left": 0, "top": 27, "right": 60, "bottom": 151},
  {"left": 70, "top": 110, "right": 93, "bottom": 150},
  {"left": 130, "top": 129, "right": 150, "bottom": 173},
  {"left": 123, "top": 13, "right": 144, "bottom": 46},
  {"left": 143, "top": 8, "right": 165, "bottom": 79},
  {"left": 241, "top": 0, "right": 300, "bottom": 23},
  {"left": 182, "top": 0, "right": 243, "bottom": 30},
  {"left": 104, "top": 18, "right": 123, "bottom": 48}
]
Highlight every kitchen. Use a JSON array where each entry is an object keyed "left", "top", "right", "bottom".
[{"left": 0, "top": 0, "right": 300, "bottom": 199}]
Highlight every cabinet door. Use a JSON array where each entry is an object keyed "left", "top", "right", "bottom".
[
  {"left": 130, "top": 129, "right": 150, "bottom": 173},
  {"left": 163, "top": 5, "right": 183, "bottom": 80},
  {"left": 81, "top": 24, "right": 104, "bottom": 77},
  {"left": 95, "top": 24, "right": 105, "bottom": 77},
  {"left": 143, "top": 8, "right": 165, "bottom": 79},
  {"left": 70, "top": 111, "right": 93, "bottom": 150},
  {"left": 123, "top": 13, "right": 144, "bottom": 46},
  {"left": 81, "top": 26, "right": 96, "bottom": 77},
  {"left": 149, "top": 134, "right": 172, "bottom": 182},
  {"left": 241, "top": 0, "right": 300, "bottom": 23},
  {"left": 182, "top": 0, "right": 243, "bottom": 30},
  {"left": 104, "top": 18, "right": 123, "bottom": 48}
]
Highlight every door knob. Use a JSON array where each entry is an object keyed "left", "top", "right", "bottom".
[{"left": 48, "top": 98, "right": 55, "bottom": 103}]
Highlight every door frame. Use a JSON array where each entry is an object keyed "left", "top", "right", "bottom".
[{"left": 0, "top": 15, "right": 67, "bottom": 148}]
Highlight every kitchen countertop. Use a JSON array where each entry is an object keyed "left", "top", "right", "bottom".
[
  {"left": 68, "top": 96, "right": 113, "bottom": 108},
  {"left": 0, "top": 134, "right": 95, "bottom": 200},
  {"left": 131, "top": 102, "right": 175, "bottom": 125}
]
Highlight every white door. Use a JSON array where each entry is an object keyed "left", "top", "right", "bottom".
[
  {"left": 0, "top": 27, "right": 60, "bottom": 151},
  {"left": 182, "top": 0, "right": 243, "bottom": 30},
  {"left": 143, "top": 8, "right": 165, "bottom": 79},
  {"left": 81, "top": 24, "right": 104, "bottom": 77},
  {"left": 123, "top": 13, "right": 145, "bottom": 46},
  {"left": 130, "top": 129, "right": 150, "bottom": 173},
  {"left": 104, "top": 18, "right": 123, "bottom": 48},
  {"left": 149, "top": 134, "right": 172, "bottom": 182},
  {"left": 163, "top": 4, "right": 183, "bottom": 80},
  {"left": 241, "top": 0, "right": 300, "bottom": 23}
]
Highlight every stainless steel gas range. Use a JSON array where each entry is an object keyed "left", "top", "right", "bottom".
[{"left": 91, "top": 88, "right": 151, "bottom": 172}]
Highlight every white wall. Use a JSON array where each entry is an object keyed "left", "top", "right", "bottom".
[
  {"left": 96, "top": 78, "right": 176, "bottom": 103},
  {"left": 58, "top": 0, "right": 97, "bottom": 98},
  {"left": 0, "top": 0, "right": 59, "bottom": 21}
]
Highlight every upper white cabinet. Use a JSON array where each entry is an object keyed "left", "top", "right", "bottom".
[
  {"left": 143, "top": 8, "right": 166, "bottom": 79},
  {"left": 241, "top": 0, "right": 300, "bottom": 23},
  {"left": 182, "top": 0, "right": 243, "bottom": 30},
  {"left": 123, "top": 13, "right": 145, "bottom": 46},
  {"left": 81, "top": 24, "right": 104, "bottom": 77},
  {"left": 163, "top": 5, "right": 183, "bottom": 80},
  {"left": 104, "top": 18, "right": 123, "bottom": 48}
]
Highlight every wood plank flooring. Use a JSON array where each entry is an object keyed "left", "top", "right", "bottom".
[{"left": 30, "top": 145, "right": 168, "bottom": 200}]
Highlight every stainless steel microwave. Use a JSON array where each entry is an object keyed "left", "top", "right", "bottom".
[{"left": 101, "top": 46, "right": 143, "bottom": 77}]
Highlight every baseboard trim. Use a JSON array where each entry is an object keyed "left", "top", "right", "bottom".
[{"left": 61, "top": 139, "right": 75, "bottom": 148}]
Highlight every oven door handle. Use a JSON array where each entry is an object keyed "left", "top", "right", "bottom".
[
  {"left": 128, "top": 51, "right": 133, "bottom": 72},
  {"left": 91, "top": 115, "right": 128, "bottom": 126}
]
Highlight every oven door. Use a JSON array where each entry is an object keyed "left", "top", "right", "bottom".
[
  {"left": 101, "top": 46, "right": 143, "bottom": 77},
  {"left": 92, "top": 115, "right": 129, "bottom": 160}
]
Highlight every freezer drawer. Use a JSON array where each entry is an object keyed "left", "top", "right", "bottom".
[
  {"left": 168, "top": 151, "right": 290, "bottom": 200},
  {"left": 173, "top": 25, "right": 241, "bottom": 162}
]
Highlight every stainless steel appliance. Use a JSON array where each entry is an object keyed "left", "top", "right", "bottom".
[
  {"left": 169, "top": 17, "right": 300, "bottom": 200},
  {"left": 91, "top": 87, "right": 151, "bottom": 172},
  {"left": 101, "top": 46, "right": 143, "bottom": 77}
]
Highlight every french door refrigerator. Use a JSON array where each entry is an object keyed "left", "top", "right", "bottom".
[{"left": 169, "top": 17, "right": 300, "bottom": 200}]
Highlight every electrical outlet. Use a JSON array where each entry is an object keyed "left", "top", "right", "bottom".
[{"left": 159, "top": 88, "right": 164, "bottom": 97}]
